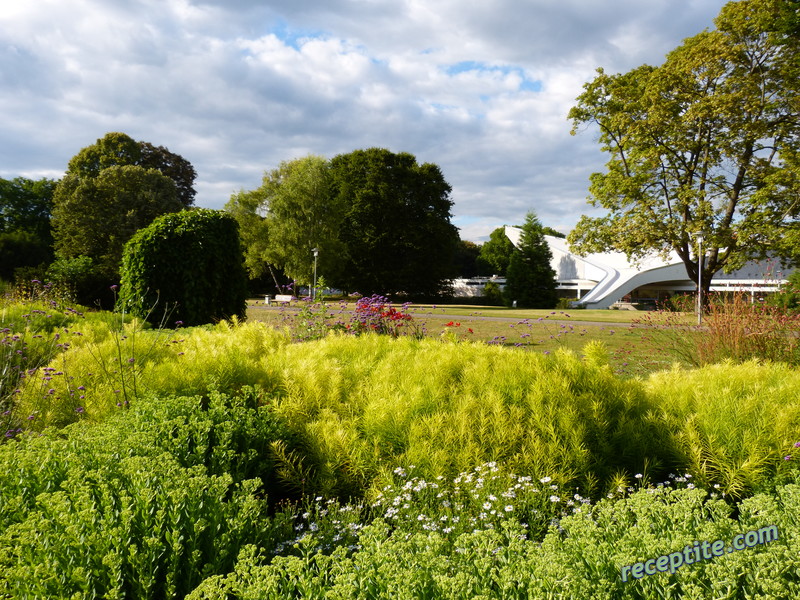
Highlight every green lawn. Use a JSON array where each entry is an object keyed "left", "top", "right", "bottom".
[{"left": 246, "top": 299, "right": 693, "bottom": 377}]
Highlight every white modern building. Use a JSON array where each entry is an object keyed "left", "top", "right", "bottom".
[{"left": 453, "top": 227, "right": 790, "bottom": 309}]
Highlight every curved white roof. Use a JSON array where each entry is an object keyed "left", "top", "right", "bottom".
[{"left": 505, "top": 226, "right": 787, "bottom": 309}]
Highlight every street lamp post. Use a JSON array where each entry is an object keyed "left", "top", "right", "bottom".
[
  {"left": 693, "top": 233, "right": 704, "bottom": 326},
  {"left": 311, "top": 247, "right": 319, "bottom": 300}
]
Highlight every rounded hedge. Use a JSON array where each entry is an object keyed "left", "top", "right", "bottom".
[{"left": 119, "top": 208, "right": 248, "bottom": 326}]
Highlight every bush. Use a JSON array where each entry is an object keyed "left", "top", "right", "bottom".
[
  {"left": 0, "top": 389, "right": 300, "bottom": 598},
  {"left": 119, "top": 209, "right": 248, "bottom": 327},
  {"left": 188, "top": 484, "right": 800, "bottom": 599}
]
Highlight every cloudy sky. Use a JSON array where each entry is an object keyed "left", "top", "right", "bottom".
[{"left": 1, "top": 0, "right": 729, "bottom": 241}]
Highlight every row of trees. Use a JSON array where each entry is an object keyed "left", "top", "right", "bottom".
[
  {"left": 2, "top": 134, "right": 562, "bottom": 311},
  {"left": 226, "top": 149, "right": 463, "bottom": 299}
]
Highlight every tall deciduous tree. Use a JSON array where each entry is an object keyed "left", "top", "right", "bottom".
[
  {"left": 51, "top": 133, "right": 194, "bottom": 287},
  {"left": 504, "top": 212, "right": 558, "bottom": 308},
  {"left": 226, "top": 155, "right": 345, "bottom": 289},
  {"left": 52, "top": 165, "right": 181, "bottom": 280},
  {"left": 329, "top": 148, "right": 460, "bottom": 297},
  {"left": 64, "top": 132, "right": 196, "bottom": 206},
  {"left": 568, "top": 0, "right": 800, "bottom": 293},
  {"left": 0, "top": 177, "right": 57, "bottom": 280},
  {"left": 477, "top": 227, "right": 516, "bottom": 276}
]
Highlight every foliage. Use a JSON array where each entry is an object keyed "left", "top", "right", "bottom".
[
  {"left": 0, "top": 176, "right": 57, "bottom": 239},
  {"left": 568, "top": 0, "right": 800, "bottom": 294},
  {"left": 646, "top": 359, "right": 800, "bottom": 499},
  {"left": 330, "top": 148, "right": 460, "bottom": 297},
  {"left": 635, "top": 292, "right": 800, "bottom": 367},
  {"left": 0, "top": 292, "right": 86, "bottom": 435},
  {"left": 138, "top": 141, "right": 198, "bottom": 208},
  {"left": 52, "top": 165, "right": 182, "bottom": 282},
  {"left": 12, "top": 317, "right": 289, "bottom": 429},
  {"left": 64, "top": 132, "right": 196, "bottom": 208},
  {"left": 453, "top": 239, "right": 483, "bottom": 278},
  {"left": 477, "top": 226, "right": 515, "bottom": 276},
  {"left": 504, "top": 212, "right": 558, "bottom": 309},
  {"left": 0, "top": 176, "right": 58, "bottom": 281},
  {"left": 225, "top": 186, "right": 275, "bottom": 280},
  {"left": 767, "top": 269, "right": 800, "bottom": 311},
  {"left": 482, "top": 280, "right": 505, "bottom": 306},
  {"left": 0, "top": 389, "right": 300, "bottom": 599},
  {"left": 189, "top": 483, "right": 800, "bottom": 600},
  {"left": 252, "top": 155, "right": 345, "bottom": 286},
  {"left": 51, "top": 132, "right": 196, "bottom": 302},
  {"left": 0, "top": 230, "right": 52, "bottom": 281},
  {"left": 119, "top": 209, "right": 248, "bottom": 327},
  {"left": 45, "top": 255, "right": 111, "bottom": 306}
]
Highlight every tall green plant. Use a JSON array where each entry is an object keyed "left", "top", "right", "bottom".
[{"left": 119, "top": 209, "right": 248, "bottom": 327}]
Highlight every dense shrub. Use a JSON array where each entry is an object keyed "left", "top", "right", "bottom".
[
  {"left": 119, "top": 208, "right": 248, "bottom": 327},
  {"left": 188, "top": 484, "right": 800, "bottom": 599},
  {"left": 0, "top": 389, "right": 300, "bottom": 598}
]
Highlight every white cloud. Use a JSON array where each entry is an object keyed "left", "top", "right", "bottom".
[{"left": 0, "top": 0, "right": 730, "bottom": 240}]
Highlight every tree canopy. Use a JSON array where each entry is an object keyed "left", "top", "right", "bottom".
[
  {"left": 0, "top": 177, "right": 57, "bottom": 280},
  {"left": 477, "top": 227, "right": 516, "bottom": 276},
  {"left": 52, "top": 165, "right": 182, "bottom": 280},
  {"left": 504, "top": 212, "right": 558, "bottom": 309},
  {"left": 65, "top": 132, "right": 196, "bottom": 207},
  {"left": 567, "top": 0, "right": 800, "bottom": 291},
  {"left": 229, "top": 148, "right": 460, "bottom": 298},
  {"left": 51, "top": 133, "right": 193, "bottom": 285},
  {"left": 329, "top": 148, "right": 460, "bottom": 297}
]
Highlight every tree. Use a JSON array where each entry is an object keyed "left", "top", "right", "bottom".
[
  {"left": 568, "top": 0, "right": 800, "bottom": 295},
  {"left": 139, "top": 142, "right": 197, "bottom": 208},
  {"left": 226, "top": 155, "right": 345, "bottom": 293},
  {"left": 119, "top": 209, "right": 248, "bottom": 327},
  {"left": 64, "top": 132, "right": 196, "bottom": 207},
  {"left": 329, "top": 148, "right": 460, "bottom": 297},
  {"left": 477, "top": 227, "right": 516, "bottom": 276},
  {"left": 52, "top": 165, "right": 182, "bottom": 280},
  {"left": 51, "top": 132, "right": 195, "bottom": 295},
  {"left": 0, "top": 177, "right": 57, "bottom": 280},
  {"left": 454, "top": 240, "right": 482, "bottom": 278},
  {"left": 503, "top": 212, "right": 558, "bottom": 308}
]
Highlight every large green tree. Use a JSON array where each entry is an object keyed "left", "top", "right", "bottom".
[
  {"left": 330, "top": 148, "right": 460, "bottom": 297},
  {"left": 504, "top": 212, "right": 558, "bottom": 308},
  {"left": 51, "top": 133, "right": 193, "bottom": 286},
  {"left": 52, "top": 165, "right": 181, "bottom": 280},
  {"left": 225, "top": 155, "right": 345, "bottom": 291},
  {"left": 477, "top": 227, "right": 516, "bottom": 276},
  {"left": 65, "top": 132, "right": 196, "bottom": 207},
  {"left": 0, "top": 177, "right": 57, "bottom": 280},
  {"left": 568, "top": 0, "right": 800, "bottom": 292}
]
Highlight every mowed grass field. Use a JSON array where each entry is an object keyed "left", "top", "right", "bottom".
[{"left": 246, "top": 299, "right": 696, "bottom": 377}]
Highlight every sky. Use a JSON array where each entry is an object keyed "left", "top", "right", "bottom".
[{"left": 0, "top": 0, "right": 730, "bottom": 242}]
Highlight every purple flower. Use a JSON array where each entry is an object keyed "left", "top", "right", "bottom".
[
  {"left": 785, "top": 455, "right": 793, "bottom": 461},
  {"left": 75, "top": 407, "right": 84, "bottom": 414},
  {"left": 794, "top": 442, "right": 800, "bottom": 448},
  {"left": 110, "top": 284, "right": 119, "bottom": 291}
]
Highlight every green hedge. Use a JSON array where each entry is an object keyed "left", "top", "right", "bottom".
[{"left": 119, "top": 209, "right": 248, "bottom": 327}]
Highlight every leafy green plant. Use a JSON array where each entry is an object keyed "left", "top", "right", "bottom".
[
  {"left": 0, "top": 389, "right": 301, "bottom": 598},
  {"left": 119, "top": 208, "right": 248, "bottom": 327}
]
